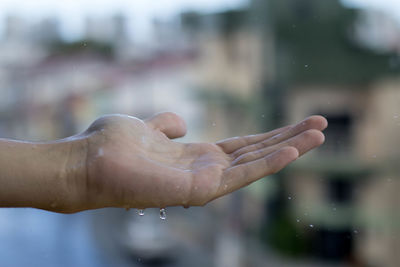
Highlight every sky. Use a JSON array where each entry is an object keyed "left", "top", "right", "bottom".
[
  {"left": 0, "top": 0, "right": 399, "bottom": 42},
  {"left": 342, "top": 0, "right": 400, "bottom": 16},
  {"left": 0, "top": 0, "right": 248, "bottom": 41}
]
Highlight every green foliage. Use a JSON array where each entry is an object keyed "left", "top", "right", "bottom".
[
  {"left": 49, "top": 40, "right": 114, "bottom": 57},
  {"left": 261, "top": 211, "right": 310, "bottom": 257},
  {"left": 272, "top": 0, "right": 400, "bottom": 85}
]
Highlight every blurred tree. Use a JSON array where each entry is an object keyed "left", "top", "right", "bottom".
[
  {"left": 49, "top": 40, "right": 114, "bottom": 58},
  {"left": 251, "top": 0, "right": 400, "bottom": 259}
]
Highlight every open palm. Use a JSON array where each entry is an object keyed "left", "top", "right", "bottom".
[{"left": 82, "top": 112, "right": 326, "bottom": 211}]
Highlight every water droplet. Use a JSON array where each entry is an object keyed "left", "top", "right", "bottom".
[
  {"left": 288, "top": 196, "right": 292, "bottom": 200},
  {"left": 160, "top": 208, "right": 166, "bottom": 220},
  {"left": 83, "top": 42, "right": 87, "bottom": 47},
  {"left": 261, "top": 114, "right": 265, "bottom": 118},
  {"left": 333, "top": 207, "right": 337, "bottom": 211},
  {"left": 309, "top": 224, "right": 314, "bottom": 228},
  {"left": 138, "top": 209, "right": 145, "bottom": 216},
  {"left": 296, "top": 219, "right": 300, "bottom": 223},
  {"left": 353, "top": 230, "right": 358, "bottom": 234},
  {"left": 304, "top": 64, "right": 309, "bottom": 68}
]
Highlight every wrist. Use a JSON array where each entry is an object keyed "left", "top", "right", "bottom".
[
  {"left": 50, "top": 137, "right": 89, "bottom": 213},
  {"left": 0, "top": 137, "right": 88, "bottom": 213}
]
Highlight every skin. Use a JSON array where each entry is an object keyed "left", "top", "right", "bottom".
[{"left": 0, "top": 112, "right": 327, "bottom": 213}]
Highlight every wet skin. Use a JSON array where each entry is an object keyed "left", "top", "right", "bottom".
[
  {"left": 0, "top": 112, "right": 327, "bottom": 213},
  {"left": 81, "top": 112, "right": 327, "bottom": 212}
]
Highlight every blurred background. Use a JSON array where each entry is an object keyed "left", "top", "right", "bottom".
[{"left": 0, "top": 0, "right": 399, "bottom": 266}]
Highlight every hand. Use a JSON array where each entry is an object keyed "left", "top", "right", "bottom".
[{"left": 78, "top": 112, "right": 327, "bottom": 211}]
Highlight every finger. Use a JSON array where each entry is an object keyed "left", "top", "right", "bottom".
[
  {"left": 231, "top": 115, "right": 327, "bottom": 158},
  {"left": 216, "top": 125, "right": 291, "bottom": 154},
  {"left": 232, "top": 129, "right": 325, "bottom": 165},
  {"left": 219, "top": 147, "right": 298, "bottom": 196},
  {"left": 145, "top": 112, "right": 187, "bottom": 139}
]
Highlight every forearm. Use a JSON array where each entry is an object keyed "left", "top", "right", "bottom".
[{"left": 0, "top": 137, "right": 87, "bottom": 213}]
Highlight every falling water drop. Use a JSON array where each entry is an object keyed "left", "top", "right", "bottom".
[
  {"left": 309, "top": 224, "right": 314, "bottom": 228},
  {"left": 288, "top": 196, "right": 292, "bottom": 200},
  {"left": 296, "top": 219, "right": 300, "bottom": 223},
  {"left": 138, "top": 209, "right": 145, "bottom": 216},
  {"left": 160, "top": 208, "right": 167, "bottom": 220},
  {"left": 304, "top": 64, "right": 309, "bottom": 68}
]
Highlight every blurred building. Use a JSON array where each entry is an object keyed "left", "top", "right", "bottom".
[
  {"left": 268, "top": 1, "right": 400, "bottom": 265},
  {"left": 181, "top": 9, "right": 263, "bottom": 142},
  {"left": 182, "top": 0, "right": 400, "bottom": 266},
  {"left": 85, "top": 14, "right": 127, "bottom": 44},
  {"left": 0, "top": 14, "right": 200, "bottom": 141}
]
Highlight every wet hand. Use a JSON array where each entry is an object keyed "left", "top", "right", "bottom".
[{"left": 80, "top": 112, "right": 327, "bottom": 211}]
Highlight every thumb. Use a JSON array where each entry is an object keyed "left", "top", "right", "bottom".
[{"left": 145, "top": 112, "right": 187, "bottom": 139}]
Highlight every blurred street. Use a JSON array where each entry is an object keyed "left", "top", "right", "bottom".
[
  {"left": 0, "top": 207, "right": 352, "bottom": 267},
  {"left": 0, "top": 208, "right": 215, "bottom": 267}
]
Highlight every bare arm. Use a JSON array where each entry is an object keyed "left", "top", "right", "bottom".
[
  {"left": 0, "top": 112, "right": 327, "bottom": 213},
  {"left": 0, "top": 138, "right": 86, "bottom": 212}
]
